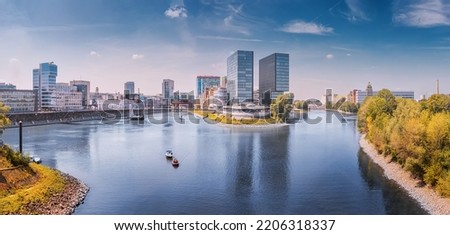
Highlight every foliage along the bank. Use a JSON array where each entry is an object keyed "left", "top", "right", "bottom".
[
  {"left": 270, "top": 93, "right": 294, "bottom": 123},
  {"left": 358, "top": 90, "right": 450, "bottom": 196}
]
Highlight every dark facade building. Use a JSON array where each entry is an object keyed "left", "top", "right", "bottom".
[{"left": 259, "top": 53, "right": 289, "bottom": 105}]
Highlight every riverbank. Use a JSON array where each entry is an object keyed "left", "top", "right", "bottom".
[
  {"left": 359, "top": 134, "right": 450, "bottom": 214},
  {"left": 0, "top": 161, "right": 89, "bottom": 215},
  {"left": 24, "top": 171, "right": 89, "bottom": 215}
]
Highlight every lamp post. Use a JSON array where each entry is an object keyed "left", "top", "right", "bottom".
[{"left": 19, "top": 121, "right": 23, "bottom": 154}]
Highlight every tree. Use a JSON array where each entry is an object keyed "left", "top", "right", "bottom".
[
  {"left": 293, "top": 100, "right": 305, "bottom": 110},
  {"left": 270, "top": 93, "right": 294, "bottom": 122},
  {"left": 332, "top": 97, "right": 346, "bottom": 110},
  {"left": 376, "top": 89, "right": 397, "bottom": 116},
  {"left": 0, "top": 101, "right": 11, "bottom": 128},
  {"left": 338, "top": 101, "right": 358, "bottom": 113},
  {"left": 422, "top": 94, "right": 450, "bottom": 114}
]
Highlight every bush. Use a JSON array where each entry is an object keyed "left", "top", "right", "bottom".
[
  {"left": 0, "top": 145, "right": 30, "bottom": 167},
  {"left": 436, "top": 172, "right": 450, "bottom": 197}
]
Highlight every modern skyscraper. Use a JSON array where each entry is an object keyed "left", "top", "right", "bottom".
[
  {"left": 33, "top": 62, "right": 57, "bottom": 111},
  {"left": 124, "top": 81, "right": 135, "bottom": 96},
  {"left": 196, "top": 76, "right": 220, "bottom": 98},
  {"left": 70, "top": 80, "right": 90, "bottom": 108},
  {"left": 162, "top": 79, "right": 174, "bottom": 100},
  {"left": 259, "top": 53, "right": 289, "bottom": 105},
  {"left": 227, "top": 50, "right": 254, "bottom": 103}
]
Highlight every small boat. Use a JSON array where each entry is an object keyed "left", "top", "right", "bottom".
[
  {"left": 165, "top": 150, "right": 174, "bottom": 158},
  {"left": 172, "top": 158, "right": 179, "bottom": 167},
  {"left": 130, "top": 114, "right": 144, "bottom": 120},
  {"left": 30, "top": 155, "right": 42, "bottom": 164}
]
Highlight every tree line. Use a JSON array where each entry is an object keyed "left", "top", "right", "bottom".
[{"left": 358, "top": 89, "right": 450, "bottom": 196}]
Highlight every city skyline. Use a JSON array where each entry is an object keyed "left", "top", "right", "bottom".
[{"left": 1, "top": 0, "right": 450, "bottom": 100}]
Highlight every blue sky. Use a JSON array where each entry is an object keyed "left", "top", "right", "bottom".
[{"left": 1, "top": 0, "right": 449, "bottom": 100}]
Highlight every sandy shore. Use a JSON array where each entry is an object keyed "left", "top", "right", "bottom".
[
  {"left": 359, "top": 135, "right": 450, "bottom": 215},
  {"left": 24, "top": 172, "right": 89, "bottom": 215}
]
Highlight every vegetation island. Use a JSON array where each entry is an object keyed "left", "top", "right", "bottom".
[
  {"left": 194, "top": 93, "right": 300, "bottom": 125},
  {"left": 0, "top": 103, "right": 88, "bottom": 215}
]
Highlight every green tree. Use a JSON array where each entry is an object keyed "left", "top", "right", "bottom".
[
  {"left": 376, "top": 89, "right": 397, "bottom": 116},
  {"left": 338, "top": 101, "right": 358, "bottom": 113},
  {"left": 422, "top": 94, "right": 450, "bottom": 114},
  {"left": 0, "top": 101, "right": 11, "bottom": 128},
  {"left": 270, "top": 93, "right": 294, "bottom": 122},
  {"left": 332, "top": 97, "right": 346, "bottom": 110},
  {"left": 293, "top": 100, "right": 305, "bottom": 110}
]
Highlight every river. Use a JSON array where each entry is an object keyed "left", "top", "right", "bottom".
[{"left": 2, "top": 111, "right": 427, "bottom": 214}]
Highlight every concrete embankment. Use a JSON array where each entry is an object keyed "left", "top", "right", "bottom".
[
  {"left": 6, "top": 109, "right": 170, "bottom": 128},
  {"left": 7, "top": 110, "right": 104, "bottom": 127},
  {"left": 359, "top": 135, "right": 450, "bottom": 215}
]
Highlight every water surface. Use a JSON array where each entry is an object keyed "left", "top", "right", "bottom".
[{"left": 2, "top": 111, "right": 426, "bottom": 214}]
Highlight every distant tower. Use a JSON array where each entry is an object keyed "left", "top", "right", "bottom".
[
  {"left": 366, "top": 82, "right": 373, "bottom": 96},
  {"left": 436, "top": 79, "right": 440, "bottom": 95}
]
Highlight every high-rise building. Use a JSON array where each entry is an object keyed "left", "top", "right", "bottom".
[
  {"left": 162, "top": 79, "right": 174, "bottom": 100},
  {"left": 227, "top": 50, "right": 254, "bottom": 104},
  {"left": 70, "top": 80, "right": 90, "bottom": 108},
  {"left": 196, "top": 76, "right": 221, "bottom": 98},
  {"left": 33, "top": 62, "right": 57, "bottom": 111},
  {"left": 124, "top": 81, "right": 135, "bottom": 97},
  {"left": 259, "top": 53, "right": 289, "bottom": 105}
]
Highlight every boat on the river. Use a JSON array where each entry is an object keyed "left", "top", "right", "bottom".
[
  {"left": 130, "top": 114, "right": 144, "bottom": 120},
  {"left": 30, "top": 155, "right": 42, "bottom": 164},
  {"left": 172, "top": 158, "right": 179, "bottom": 167},
  {"left": 165, "top": 150, "right": 174, "bottom": 158}
]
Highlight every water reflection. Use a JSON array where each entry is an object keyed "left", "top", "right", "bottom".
[{"left": 357, "top": 149, "right": 427, "bottom": 215}]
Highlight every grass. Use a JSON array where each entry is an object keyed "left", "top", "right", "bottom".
[{"left": 0, "top": 163, "right": 66, "bottom": 214}]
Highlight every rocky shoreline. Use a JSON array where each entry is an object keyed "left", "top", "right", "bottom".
[
  {"left": 25, "top": 172, "right": 89, "bottom": 215},
  {"left": 360, "top": 135, "right": 450, "bottom": 215}
]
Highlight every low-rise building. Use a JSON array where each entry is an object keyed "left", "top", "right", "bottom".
[
  {"left": 55, "top": 83, "right": 83, "bottom": 111},
  {"left": 0, "top": 89, "right": 35, "bottom": 113}
]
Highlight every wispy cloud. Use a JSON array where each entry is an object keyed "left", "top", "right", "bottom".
[
  {"left": 281, "top": 20, "right": 334, "bottom": 35},
  {"left": 90, "top": 51, "right": 100, "bottom": 57},
  {"left": 197, "top": 35, "right": 262, "bottom": 42},
  {"left": 131, "top": 54, "right": 145, "bottom": 60},
  {"left": 331, "top": 46, "right": 361, "bottom": 52},
  {"left": 345, "top": 0, "right": 370, "bottom": 22},
  {"left": 9, "top": 58, "right": 19, "bottom": 63},
  {"left": 326, "top": 54, "right": 334, "bottom": 59},
  {"left": 393, "top": 0, "right": 450, "bottom": 27},
  {"left": 223, "top": 4, "right": 251, "bottom": 35},
  {"left": 165, "top": 5, "right": 188, "bottom": 19}
]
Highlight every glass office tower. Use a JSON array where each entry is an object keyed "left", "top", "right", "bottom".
[
  {"left": 227, "top": 50, "right": 254, "bottom": 104},
  {"left": 33, "top": 62, "right": 58, "bottom": 110},
  {"left": 259, "top": 53, "right": 289, "bottom": 105}
]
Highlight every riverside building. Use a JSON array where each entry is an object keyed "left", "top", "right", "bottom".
[
  {"left": 227, "top": 50, "right": 254, "bottom": 104},
  {"left": 0, "top": 89, "right": 35, "bottom": 113},
  {"left": 33, "top": 62, "right": 58, "bottom": 111},
  {"left": 259, "top": 53, "right": 289, "bottom": 105}
]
